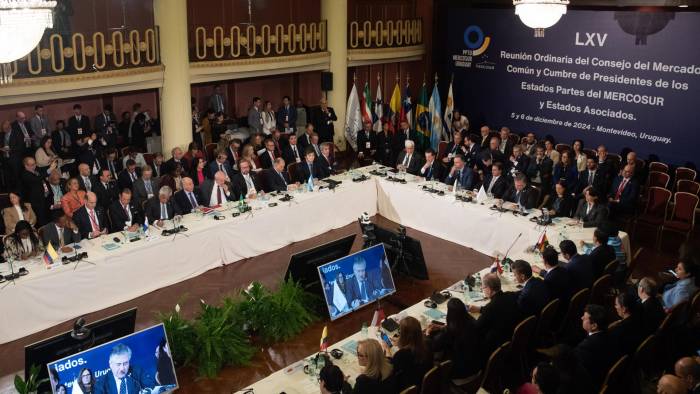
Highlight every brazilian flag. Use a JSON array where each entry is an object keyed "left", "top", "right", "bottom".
[{"left": 415, "top": 82, "right": 430, "bottom": 151}]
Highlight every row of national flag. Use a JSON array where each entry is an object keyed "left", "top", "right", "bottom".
[{"left": 345, "top": 76, "right": 455, "bottom": 152}]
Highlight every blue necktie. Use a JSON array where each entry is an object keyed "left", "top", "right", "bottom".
[
  {"left": 427, "top": 166, "right": 432, "bottom": 179},
  {"left": 360, "top": 280, "right": 368, "bottom": 300},
  {"left": 119, "top": 377, "right": 126, "bottom": 394}
]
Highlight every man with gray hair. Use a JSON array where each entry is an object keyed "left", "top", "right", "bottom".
[
  {"left": 145, "top": 185, "right": 182, "bottom": 226},
  {"left": 396, "top": 139, "right": 422, "bottom": 175},
  {"left": 94, "top": 343, "right": 156, "bottom": 394},
  {"left": 346, "top": 256, "right": 383, "bottom": 309},
  {"left": 503, "top": 172, "right": 538, "bottom": 209},
  {"left": 637, "top": 276, "right": 665, "bottom": 336}
]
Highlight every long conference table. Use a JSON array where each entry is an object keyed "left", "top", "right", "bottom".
[{"left": 0, "top": 165, "right": 630, "bottom": 350}]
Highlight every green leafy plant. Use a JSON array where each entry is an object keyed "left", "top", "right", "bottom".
[
  {"left": 192, "top": 300, "right": 255, "bottom": 378},
  {"left": 14, "top": 364, "right": 48, "bottom": 394},
  {"left": 263, "top": 278, "right": 319, "bottom": 342},
  {"left": 157, "top": 304, "right": 196, "bottom": 367},
  {"left": 230, "top": 281, "right": 273, "bottom": 335}
]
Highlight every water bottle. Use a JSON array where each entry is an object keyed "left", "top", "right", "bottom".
[{"left": 361, "top": 322, "right": 368, "bottom": 338}]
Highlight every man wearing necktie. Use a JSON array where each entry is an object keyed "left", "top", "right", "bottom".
[
  {"left": 146, "top": 185, "right": 182, "bottom": 226},
  {"left": 108, "top": 189, "right": 142, "bottom": 233},
  {"left": 504, "top": 173, "right": 536, "bottom": 210},
  {"left": 11, "top": 111, "right": 34, "bottom": 154},
  {"left": 608, "top": 164, "right": 639, "bottom": 217},
  {"left": 30, "top": 105, "right": 51, "bottom": 146},
  {"left": 93, "top": 343, "right": 156, "bottom": 394},
  {"left": 260, "top": 139, "right": 277, "bottom": 169},
  {"left": 118, "top": 160, "right": 140, "bottom": 191},
  {"left": 231, "top": 161, "right": 260, "bottom": 199},
  {"left": 202, "top": 171, "right": 232, "bottom": 207},
  {"left": 282, "top": 134, "right": 302, "bottom": 166},
  {"left": 444, "top": 155, "right": 473, "bottom": 189},
  {"left": 174, "top": 177, "right": 203, "bottom": 212},
  {"left": 208, "top": 150, "right": 233, "bottom": 180},
  {"left": 208, "top": 85, "right": 226, "bottom": 114},
  {"left": 277, "top": 96, "right": 297, "bottom": 134},
  {"left": 265, "top": 158, "right": 297, "bottom": 193},
  {"left": 348, "top": 256, "right": 382, "bottom": 309},
  {"left": 396, "top": 140, "right": 422, "bottom": 175}
]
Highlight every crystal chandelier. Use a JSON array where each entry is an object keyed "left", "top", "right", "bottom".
[
  {"left": 514, "top": 0, "right": 569, "bottom": 38},
  {"left": 0, "top": 0, "right": 57, "bottom": 84}
]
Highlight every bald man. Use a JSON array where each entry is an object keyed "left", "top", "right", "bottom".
[
  {"left": 265, "top": 158, "right": 296, "bottom": 193},
  {"left": 72, "top": 191, "right": 108, "bottom": 239},
  {"left": 658, "top": 374, "right": 688, "bottom": 394},
  {"left": 312, "top": 97, "right": 337, "bottom": 143},
  {"left": 608, "top": 164, "right": 639, "bottom": 217},
  {"left": 201, "top": 170, "right": 233, "bottom": 207},
  {"left": 675, "top": 357, "right": 700, "bottom": 393}
]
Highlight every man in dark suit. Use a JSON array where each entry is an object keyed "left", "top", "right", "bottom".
[
  {"left": 247, "top": 97, "right": 263, "bottom": 134},
  {"left": 608, "top": 164, "right": 639, "bottom": 218},
  {"left": 393, "top": 120, "right": 416, "bottom": 158},
  {"left": 498, "top": 127, "right": 515, "bottom": 158},
  {"left": 512, "top": 260, "right": 550, "bottom": 317},
  {"left": 298, "top": 123, "right": 315, "bottom": 152},
  {"left": 282, "top": 134, "right": 303, "bottom": 167},
  {"left": 316, "top": 142, "right": 336, "bottom": 179},
  {"left": 201, "top": 171, "right": 234, "bottom": 207},
  {"left": 535, "top": 246, "right": 573, "bottom": 303},
  {"left": 259, "top": 138, "right": 278, "bottom": 170},
  {"left": 207, "top": 150, "right": 236, "bottom": 180},
  {"left": 100, "top": 149, "right": 123, "bottom": 181},
  {"left": 77, "top": 163, "right": 96, "bottom": 192},
  {"left": 45, "top": 170, "right": 67, "bottom": 218},
  {"left": 20, "top": 157, "right": 49, "bottom": 226},
  {"left": 265, "top": 158, "right": 293, "bottom": 193},
  {"left": 93, "top": 169, "right": 118, "bottom": 211},
  {"left": 560, "top": 240, "right": 594, "bottom": 291},
  {"left": 271, "top": 128, "right": 288, "bottom": 155},
  {"left": 108, "top": 188, "right": 143, "bottom": 233},
  {"left": 508, "top": 145, "right": 530, "bottom": 177},
  {"left": 94, "top": 105, "right": 117, "bottom": 147},
  {"left": 93, "top": 343, "right": 156, "bottom": 394},
  {"left": 174, "top": 177, "right": 204, "bottom": 213},
  {"left": 277, "top": 95, "right": 297, "bottom": 134},
  {"left": 73, "top": 192, "right": 108, "bottom": 239},
  {"left": 478, "top": 125, "right": 495, "bottom": 150},
  {"left": 117, "top": 159, "right": 140, "bottom": 192},
  {"left": 574, "top": 304, "right": 616, "bottom": 388},
  {"left": 2, "top": 118, "right": 28, "bottom": 186},
  {"left": 10, "top": 111, "right": 33, "bottom": 155},
  {"left": 577, "top": 157, "right": 606, "bottom": 198},
  {"left": 526, "top": 145, "right": 554, "bottom": 192},
  {"left": 464, "top": 134, "right": 481, "bottom": 169},
  {"left": 589, "top": 229, "right": 617, "bottom": 279},
  {"left": 396, "top": 139, "right": 422, "bottom": 176},
  {"left": 637, "top": 277, "right": 666, "bottom": 337},
  {"left": 131, "top": 165, "right": 159, "bottom": 210},
  {"left": 470, "top": 273, "right": 521, "bottom": 361},
  {"left": 164, "top": 147, "right": 190, "bottom": 174},
  {"left": 441, "top": 131, "right": 466, "bottom": 170},
  {"left": 503, "top": 173, "right": 538, "bottom": 209},
  {"left": 312, "top": 98, "right": 338, "bottom": 143},
  {"left": 356, "top": 121, "right": 377, "bottom": 165},
  {"left": 444, "top": 154, "right": 474, "bottom": 189},
  {"left": 296, "top": 149, "right": 323, "bottom": 182},
  {"left": 144, "top": 185, "right": 182, "bottom": 225},
  {"left": 482, "top": 162, "right": 510, "bottom": 199},
  {"left": 231, "top": 160, "right": 263, "bottom": 199},
  {"left": 574, "top": 189, "right": 609, "bottom": 228},
  {"left": 419, "top": 148, "right": 445, "bottom": 182},
  {"left": 345, "top": 255, "right": 384, "bottom": 309},
  {"left": 40, "top": 211, "right": 81, "bottom": 250},
  {"left": 66, "top": 104, "right": 91, "bottom": 143},
  {"left": 595, "top": 145, "right": 617, "bottom": 187}
]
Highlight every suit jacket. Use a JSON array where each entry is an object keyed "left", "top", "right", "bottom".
[
  {"left": 200, "top": 179, "right": 234, "bottom": 206},
  {"left": 509, "top": 154, "right": 530, "bottom": 176},
  {"left": 297, "top": 133, "right": 313, "bottom": 152},
  {"left": 117, "top": 169, "right": 141, "bottom": 192},
  {"left": 130, "top": 177, "right": 159, "bottom": 210},
  {"left": 164, "top": 157, "right": 190, "bottom": 174},
  {"left": 77, "top": 174, "right": 98, "bottom": 193},
  {"left": 574, "top": 331, "right": 616, "bottom": 388},
  {"left": 144, "top": 197, "right": 182, "bottom": 223},
  {"left": 247, "top": 106, "right": 263, "bottom": 134},
  {"left": 608, "top": 315, "right": 644, "bottom": 356},
  {"left": 259, "top": 150, "right": 277, "bottom": 170},
  {"left": 39, "top": 222, "right": 81, "bottom": 249},
  {"left": 577, "top": 169, "right": 607, "bottom": 196},
  {"left": 526, "top": 156, "right": 554, "bottom": 190},
  {"left": 11, "top": 120, "right": 34, "bottom": 151},
  {"left": 45, "top": 179, "right": 67, "bottom": 212},
  {"left": 93, "top": 112, "right": 115, "bottom": 135},
  {"left": 276, "top": 104, "right": 297, "bottom": 132},
  {"left": 29, "top": 114, "right": 51, "bottom": 144},
  {"left": 208, "top": 93, "right": 226, "bottom": 113},
  {"left": 5, "top": 127, "right": 28, "bottom": 157},
  {"left": 108, "top": 200, "right": 143, "bottom": 233},
  {"left": 589, "top": 244, "right": 616, "bottom": 280},
  {"left": 503, "top": 185, "right": 538, "bottom": 209},
  {"left": 608, "top": 176, "right": 639, "bottom": 213},
  {"left": 66, "top": 115, "right": 91, "bottom": 142},
  {"left": 574, "top": 200, "right": 608, "bottom": 228},
  {"left": 476, "top": 291, "right": 521, "bottom": 358},
  {"left": 564, "top": 254, "right": 594, "bottom": 291},
  {"left": 444, "top": 167, "right": 475, "bottom": 190},
  {"left": 542, "top": 265, "right": 572, "bottom": 303},
  {"left": 93, "top": 369, "right": 155, "bottom": 394},
  {"left": 549, "top": 194, "right": 575, "bottom": 218},
  {"left": 345, "top": 272, "right": 383, "bottom": 306},
  {"left": 356, "top": 130, "right": 377, "bottom": 157},
  {"left": 517, "top": 277, "right": 550, "bottom": 317},
  {"left": 21, "top": 169, "right": 49, "bottom": 226},
  {"left": 231, "top": 172, "right": 262, "bottom": 199},
  {"left": 173, "top": 188, "right": 204, "bottom": 213},
  {"left": 482, "top": 174, "right": 510, "bottom": 199},
  {"left": 296, "top": 160, "right": 323, "bottom": 182},
  {"left": 498, "top": 139, "right": 515, "bottom": 158},
  {"left": 2, "top": 204, "right": 37, "bottom": 234},
  {"left": 553, "top": 164, "right": 579, "bottom": 192},
  {"left": 316, "top": 154, "right": 335, "bottom": 179},
  {"left": 282, "top": 144, "right": 303, "bottom": 166},
  {"left": 640, "top": 297, "right": 665, "bottom": 336},
  {"left": 420, "top": 160, "right": 446, "bottom": 182},
  {"left": 312, "top": 106, "right": 337, "bottom": 142},
  {"left": 207, "top": 160, "right": 236, "bottom": 180},
  {"left": 395, "top": 151, "right": 423, "bottom": 176},
  {"left": 393, "top": 129, "right": 416, "bottom": 153},
  {"left": 264, "top": 168, "right": 291, "bottom": 193},
  {"left": 101, "top": 159, "right": 123, "bottom": 180},
  {"left": 73, "top": 205, "right": 107, "bottom": 239},
  {"left": 93, "top": 181, "right": 118, "bottom": 211}
]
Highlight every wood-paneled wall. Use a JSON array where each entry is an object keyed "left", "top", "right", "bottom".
[
  {"left": 62, "top": 0, "right": 154, "bottom": 34},
  {"left": 349, "top": 61, "right": 429, "bottom": 105},
  {"left": 187, "top": 0, "right": 321, "bottom": 27}
]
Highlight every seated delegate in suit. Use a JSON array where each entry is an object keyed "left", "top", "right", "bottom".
[
  {"left": 419, "top": 148, "right": 445, "bottom": 182},
  {"left": 576, "top": 157, "right": 607, "bottom": 198},
  {"left": 108, "top": 188, "right": 143, "bottom": 233},
  {"left": 145, "top": 186, "right": 182, "bottom": 226},
  {"left": 441, "top": 131, "right": 467, "bottom": 170},
  {"left": 548, "top": 181, "right": 575, "bottom": 218},
  {"left": 574, "top": 188, "right": 608, "bottom": 228},
  {"left": 73, "top": 192, "right": 109, "bottom": 239},
  {"left": 93, "top": 344, "right": 156, "bottom": 394},
  {"left": 356, "top": 121, "right": 378, "bottom": 165},
  {"left": 662, "top": 259, "right": 699, "bottom": 311},
  {"left": 507, "top": 145, "right": 530, "bottom": 178},
  {"left": 610, "top": 292, "right": 644, "bottom": 355},
  {"left": 3, "top": 191, "right": 37, "bottom": 235},
  {"left": 201, "top": 170, "right": 235, "bottom": 207},
  {"left": 482, "top": 162, "right": 510, "bottom": 199},
  {"left": 316, "top": 142, "right": 336, "bottom": 179},
  {"left": 282, "top": 134, "right": 303, "bottom": 167},
  {"left": 345, "top": 255, "right": 384, "bottom": 309},
  {"left": 117, "top": 159, "right": 140, "bottom": 192},
  {"left": 526, "top": 145, "right": 554, "bottom": 192},
  {"left": 231, "top": 160, "right": 263, "bottom": 199},
  {"left": 39, "top": 210, "right": 81, "bottom": 251},
  {"left": 265, "top": 158, "right": 297, "bottom": 193},
  {"left": 587, "top": 228, "right": 616, "bottom": 280},
  {"left": 511, "top": 259, "right": 550, "bottom": 317},
  {"left": 395, "top": 140, "right": 422, "bottom": 176},
  {"left": 207, "top": 149, "right": 236, "bottom": 181},
  {"left": 131, "top": 165, "right": 159, "bottom": 210},
  {"left": 174, "top": 177, "right": 204, "bottom": 213},
  {"left": 93, "top": 169, "right": 118, "bottom": 211},
  {"left": 533, "top": 246, "right": 573, "bottom": 303},
  {"left": 3, "top": 220, "right": 44, "bottom": 261},
  {"left": 575, "top": 304, "right": 617, "bottom": 388},
  {"left": 468, "top": 273, "right": 521, "bottom": 361},
  {"left": 607, "top": 164, "right": 639, "bottom": 218},
  {"left": 637, "top": 277, "right": 666, "bottom": 337},
  {"left": 60, "top": 177, "right": 87, "bottom": 219},
  {"left": 259, "top": 138, "right": 278, "bottom": 170},
  {"left": 443, "top": 154, "right": 474, "bottom": 190},
  {"left": 296, "top": 148, "right": 323, "bottom": 182},
  {"left": 503, "top": 173, "right": 538, "bottom": 210},
  {"left": 552, "top": 151, "right": 579, "bottom": 194},
  {"left": 559, "top": 240, "right": 594, "bottom": 291}
]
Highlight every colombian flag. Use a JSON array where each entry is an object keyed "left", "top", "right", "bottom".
[
  {"left": 43, "top": 242, "right": 59, "bottom": 266},
  {"left": 320, "top": 325, "right": 329, "bottom": 351}
]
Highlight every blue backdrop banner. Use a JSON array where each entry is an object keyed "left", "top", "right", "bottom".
[{"left": 447, "top": 8, "right": 700, "bottom": 165}]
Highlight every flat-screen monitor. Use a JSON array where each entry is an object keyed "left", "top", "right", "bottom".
[
  {"left": 47, "top": 324, "right": 178, "bottom": 394},
  {"left": 285, "top": 234, "right": 357, "bottom": 295},
  {"left": 318, "top": 243, "right": 396, "bottom": 320},
  {"left": 369, "top": 224, "right": 429, "bottom": 281},
  {"left": 25, "top": 308, "right": 138, "bottom": 394}
]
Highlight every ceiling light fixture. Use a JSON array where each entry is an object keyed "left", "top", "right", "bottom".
[{"left": 514, "top": 0, "right": 569, "bottom": 37}]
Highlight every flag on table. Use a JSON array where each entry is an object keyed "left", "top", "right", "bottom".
[
  {"left": 387, "top": 81, "right": 402, "bottom": 135},
  {"left": 400, "top": 83, "right": 412, "bottom": 128},
  {"left": 370, "top": 306, "right": 385, "bottom": 327},
  {"left": 536, "top": 231, "right": 549, "bottom": 252},
  {"left": 320, "top": 325, "right": 329, "bottom": 351},
  {"left": 428, "top": 82, "right": 444, "bottom": 151},
  {"left": 43, "top": 242, "right": 59, "bottom": 266},
  {"left": 142, "top": 216, "right": 149, "bottom": 233},
  {"left": 444, "top": 80, "right": 455, "bottom": 138},
  {"left": 372, "top": 81, "right": 383, "bottom": 132},
  {"left": 360, "top": 82, "right": 373, "bottom": 125},
  {"left": 345, "top": 82, "right": 362, "bottom": 151},
  {"left": 415, "top": 82, "right": 430, "bottom": 151}
]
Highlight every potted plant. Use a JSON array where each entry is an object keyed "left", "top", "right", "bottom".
[{"left": 14, "top": 364, "right": 48, "bottom": 394}]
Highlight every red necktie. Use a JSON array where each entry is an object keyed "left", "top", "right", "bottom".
[
  {"left": 615, "top": 179, "right": 628, "bottom": 199},
  {"left": 89, "top": 209, "right": 99, "bottom": 232}
]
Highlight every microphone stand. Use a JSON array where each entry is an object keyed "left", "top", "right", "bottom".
[
  {"left": 1, "top": 257, "right": 18, "bottom": 289},
  {"left": 501, "top": 232, "right": 523, "bottom": 264},
  {"left": 72, "top": 244, "right": 96, "bottom": 271}
]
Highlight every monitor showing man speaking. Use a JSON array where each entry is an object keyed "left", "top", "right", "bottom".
[
  {"left": 317, "top": 244, "right": 396, "bottom": 320},
  {"left": 47, "top": 324, "right": 177, "bottom": 394}
]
